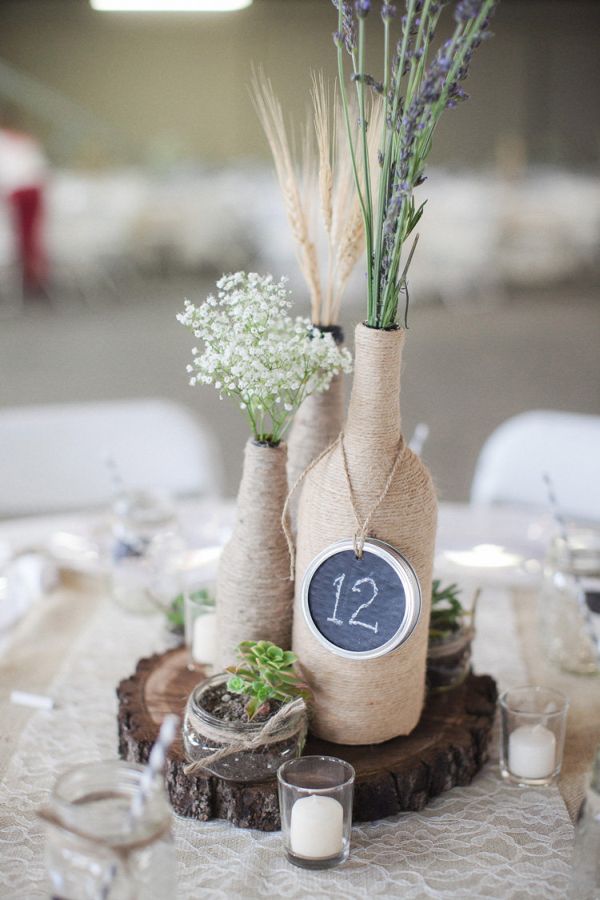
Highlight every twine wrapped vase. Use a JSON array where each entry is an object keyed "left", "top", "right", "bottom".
[
  {"left": 293, "top": 323, "right": 438, "bottom": 744},
  {"left": 287, "top": 326, "right": 346, "bottom": 530},
  {"left": 217, "top": 439, "right": 293, "bottom": 668}
]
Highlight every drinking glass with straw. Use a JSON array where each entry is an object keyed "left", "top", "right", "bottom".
[
  {"left": 41, "top": 716, "right": 179, "bottom": 900},
  {"left": 542, "top": 472, "right": 600, "bottom": 671}
]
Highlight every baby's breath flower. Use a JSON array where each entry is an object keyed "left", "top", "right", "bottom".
[{"left": 177, "top": 272, "right": 352, "bottom": 445}]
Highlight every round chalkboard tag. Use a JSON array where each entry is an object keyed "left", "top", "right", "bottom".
[{"left": 301, "top": 538, "right": 422, "bottom": 660}]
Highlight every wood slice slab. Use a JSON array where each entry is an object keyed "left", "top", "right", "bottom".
[{"left": 117, "top": 647, "right": 497, "bottom": 831}]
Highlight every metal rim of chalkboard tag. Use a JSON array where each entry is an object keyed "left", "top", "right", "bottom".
[{"left": 301, "top": 538, "right": 422, "bottom": 661}]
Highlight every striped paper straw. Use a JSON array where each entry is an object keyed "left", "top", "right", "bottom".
[
  {"left": 130, "top": 714, "right": 179, "bottom": 822},
  {"left": 99, "top": 714, "right": 179, "bottom": 900},
  {"left": 542, "top": 472, "right": 600, "bottom": 662}
]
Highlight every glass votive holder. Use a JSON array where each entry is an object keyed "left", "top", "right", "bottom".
[
  {"left": 184, "top": 589, "right": 217, "bottom": 670},
  {"left": 110, "top": 488, "right": 179, "bottom": 615},
  {"left": 39, "top": 760, "right": 175, "bottom": 900},
  {"left": 499, "top": 685, "right": 569, "bottom": 787},
  {"left": 277, "top": 755, "right": 355, "bottom": 870}
]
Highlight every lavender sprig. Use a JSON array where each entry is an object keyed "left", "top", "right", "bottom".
[
  {"left": 335, "top": 0, "right": 498, "bottom": 328},
  {"left": 332, "top": 0, "right": 357, "bottom": 54}
]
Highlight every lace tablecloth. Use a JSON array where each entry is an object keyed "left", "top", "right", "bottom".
[{"left": 0, "top": 572, "right": 574, "bottom": 899}]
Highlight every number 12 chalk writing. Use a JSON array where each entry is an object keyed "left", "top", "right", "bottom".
[{"left": 327, "top": 573, "right": 379, "bottom": 634}]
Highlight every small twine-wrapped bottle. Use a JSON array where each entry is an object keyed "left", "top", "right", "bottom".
[
  {"left": 293, "top": 323, "right": 438, "bottom": 744},
  {"left": 287, "top": 326, "right": 346, "bottom": 531},
  {"left": 216, "top": 439, "right": 293, "bottom": 667}
]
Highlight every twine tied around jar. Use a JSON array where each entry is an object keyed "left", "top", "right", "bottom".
[
  {"left": 282, "top": 433, "right": 407, "bottom": 579},
  {"left": 183, "top": 698, "right": 307, "bottom": 776}
]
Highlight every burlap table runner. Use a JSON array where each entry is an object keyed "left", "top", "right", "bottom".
[{"left": 512, "top": 588, "right": 600, "bottom": 821}]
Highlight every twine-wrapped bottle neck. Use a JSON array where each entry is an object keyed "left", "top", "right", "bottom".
[{"left": 345, "top": 323, "right": 404, "bottom": 456}]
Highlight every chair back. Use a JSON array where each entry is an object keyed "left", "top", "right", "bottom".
[
  {"left": 0, "top": 398, "right": 222, "bottom": 517},
  {"left": 471, "top": 410, "right": 600, "bottom": 522}
]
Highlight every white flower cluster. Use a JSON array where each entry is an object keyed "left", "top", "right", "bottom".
[{"left": 177, "top": 272, "right": 352, "bottom": 444}]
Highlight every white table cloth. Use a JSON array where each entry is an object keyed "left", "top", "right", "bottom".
[{"left": 0, "top": 503, "right": 578, "bottom": 899}]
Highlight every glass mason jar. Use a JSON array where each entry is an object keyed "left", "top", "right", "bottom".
[
  {"left": 538, "top": 527, "right": 600, "bottom": 675},
  {"left": 109, "top": 489, "right": 183, "bottom": 615},
  {"left": 182, "top": 674, "right": 307, "bottom": 782},
  {"left": 40, "top": 760, "right": 175, "bottom": 900},
  {"left": 426, "top": 626, "right": 475, "bottom": 692}
]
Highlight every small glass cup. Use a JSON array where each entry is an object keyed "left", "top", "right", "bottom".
[
  {"left": 39, "top": 760, "right": 175, "bottom": 900},
  {"left": 277, "top": 756, "right": 355, "bottom": 870},
  {"left": 499, "top": 685, "right": 569, "bottom": 787},
  {"left": 538, "top": 527, "right": 600, "bottom": 675},
  {"left": 109, "top": 488, "right": 181, "bottom": 615},
  {"left": 184, "top": 589, "right": 217, "bottom": 670}
]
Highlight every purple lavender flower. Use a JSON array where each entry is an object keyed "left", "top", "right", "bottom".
[
  {"left": 331, "top": 0, "right": 357, "bottom": 53},
  {"left": 351, "top": 72, "right": 384, "bottom": 94},
  {"left": 381, "top": 2, "right": 397, "bottom": 20},
  {"left": 355, "top": 0, "right": 371, "bottom": 18},
  {"left": 454, "top": 0, "right": 485, "bottom": 22}
]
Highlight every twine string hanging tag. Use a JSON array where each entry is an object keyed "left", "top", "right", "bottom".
[
  {"left": 282, "top": 432, "right": 406, "bottom": 578},
  {"left": 340, "top": 434, "right": 406, "bottom": 559},
  {"left": 282, "top": 434, "right": 343, "bottom": 580}
]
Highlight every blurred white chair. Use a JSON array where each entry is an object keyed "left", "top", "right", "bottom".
[
  {"left": 0, "top": 398, "right": 223, "bottom": 517},
  {"left": 471, "top": 410, "right": 600, "bottom": 522}
]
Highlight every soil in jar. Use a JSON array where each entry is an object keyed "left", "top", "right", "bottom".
[
  {"left": 199, "top": 683, "right": 283, "bottom": 724},
  {"left": 192, "top": 682, "right": 305, "bottom": 783}
]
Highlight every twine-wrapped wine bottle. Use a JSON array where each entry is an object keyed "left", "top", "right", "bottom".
[
  {"left": 293, "top": 323, "right": 437, "bottom": 744},
  {"left": 287, "top": 326, "right": 346, "bottom": 530},
  {"left": 217, "top": 439, "right": 293, "bottom": 667}
]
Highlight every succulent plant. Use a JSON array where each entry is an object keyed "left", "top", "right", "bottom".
[
  {"left": 166, "top": 588, "right": 214, "bottom": 634},
  {"left": 226, "top": 640, "right": 312, "bottom": 720},
  {"left": 429, "top": 580, "right": 467, "bottom": 642}
]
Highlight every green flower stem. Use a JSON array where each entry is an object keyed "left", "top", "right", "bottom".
[
  {"left": 370, "top": 0, "right": 417, "bottom": 327},
  {"left": 406, "top": 0, "right": 434, "bottom": 100},
  {"left": 379, "top": 5, "right": 493, "bottom": 327},
  {"left": 373, "top": 14, "right": 391, "bottom": 326},
  {"left": 337, "top": 3, "right": 369, "bottom": 257},
  {"left": 356, "top": 16, "right": 375, "bottom": 323}
]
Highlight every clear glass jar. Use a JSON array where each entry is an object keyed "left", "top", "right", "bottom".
[
  {"left": 40, "top": 760, "right": 175, "bottom": 900},
  {"left": 570, "top": 746, "right": 600, "bottom": 899},
  {"left": 499, "top": 685, "right": 569, "bottom": 787},
  {"left": 109, "top": 489, "right": 183, "bottom": 615},
  {"left": 426, "top": 626, "right": 474, "bottom": 692},
  {"left": 538, "top": 527, "right": 600, "bottom": 675},
  {"left": 182, "top": 674, "right": 307, "bottom": 782},
  {"left": 277, "top": 756, "right": 355, "bottom": 870},
  {"left": 184, "top": 589, "right": 217, "bottom": 670}
]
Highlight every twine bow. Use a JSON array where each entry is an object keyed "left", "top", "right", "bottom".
[
  {"left": 282, "top": 433, "right": 406, "bottom": 578},
  {"left": 183, "top": 698, "right": 307, "bottom": 776}
]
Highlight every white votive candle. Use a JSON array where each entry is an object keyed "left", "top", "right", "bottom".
[
  {"left": 192, "top": 612, "right": 217, "bottom": 665},
  {"left": 290, "top": 795, "right": 344, "bottom": 859},
  {"left": 508, "top": 724, "right": 556, "bottom": 779}
]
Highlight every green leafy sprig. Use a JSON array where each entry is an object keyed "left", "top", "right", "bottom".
[
  {"left": 226, "top": 640, "right": 312, "bottom": 720},
  {"left": 429, "top": 579, "right": 466, "bottom": 641},
  {"left": 166, "top": 588, "right": 214, "bottom": 634}
]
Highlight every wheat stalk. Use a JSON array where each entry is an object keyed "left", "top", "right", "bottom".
[
  {"left": 251, "top": 70, "right": 321, "bottom": 317},
  {"left": 252, "top": 69, "right": 378, "bottom": 325},
  {"left": 311, "top": 72, "right": 334, "bottom": 238}
]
